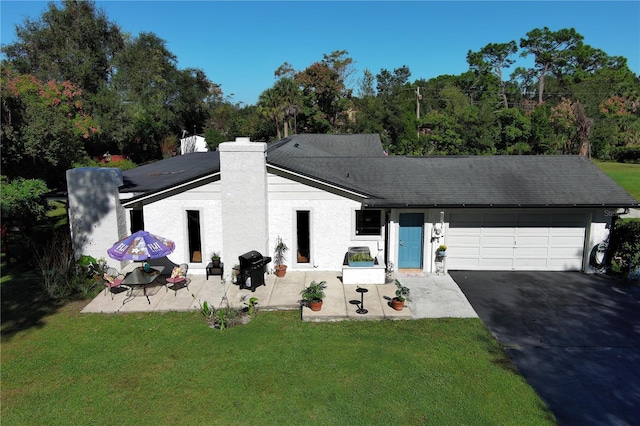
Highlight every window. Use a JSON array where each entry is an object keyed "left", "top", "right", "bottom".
[
  {"left": 186, "top": 210, "right": 202, "bottom": 263},
  {"left": 355, "top": 210, "right": 382, "bottom": 236},
  {"left": 130, "top": 209, "right": 144, "bottom": 233},
  {"left": 296, "top": 210, "right": 310, "bottom": 264}
]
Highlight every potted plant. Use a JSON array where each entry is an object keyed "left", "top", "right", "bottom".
[
  {"left": 391, "top": 279, "right": 410, "bottom": 311},
  {"left": 348, "top": 252, "right": 375, "bottom": 267},
  {"left": 231, "top": 264, "right": 240, "bottom": 284},
  {"left": 210, "top": 251, "right": 221, "bottom": 268},
  {"left": 273, "top": 236, "right": 288, "bottom": 277},
  {"left": 300, "top": 280, "right": 327, "bottom": 311},
  {"left": 436, "top": 244, "right": 447, "bottom": 257}
]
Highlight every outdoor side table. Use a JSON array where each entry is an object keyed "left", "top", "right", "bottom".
[{"left": 356, "top": 287, "right": 368, "bottom": 314}]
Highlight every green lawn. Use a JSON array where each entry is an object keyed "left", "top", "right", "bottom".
[
  {"left": 1, "top": 272, "right": 554, "bottom": 426},
  {"left": 594, "top": 160, "right": 640, "bottom": 200}
]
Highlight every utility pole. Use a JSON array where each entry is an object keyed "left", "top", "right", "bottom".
[{"left": 416, "top": 86, "right": 421, "bottom": 137}]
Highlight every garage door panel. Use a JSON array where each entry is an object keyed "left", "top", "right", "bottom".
[
  {"left": 517, "top": 235, "right": 550, "bottom": 246},
  {"left": 447, "top": 258, "right": 480, "bottom": 269},
  {"left": 517, "top": 247, "right": 549, "bottom": 257},
  {"left": 482, "top": 257, "right": 514, "bottom": 268},
  {"left": 514, "top": 258, "right": 549, "bottom": 268},
  {"left": 483, "top": 247, "right": 515, "bottom": 257},
  {"left": 483, "top": 236, "right": 516, "bottom": 246},
  {"left": 456, "top": 247, "right": 481, "bottom": 256},
  {"left": 550, "top": 235, "right": 585, "bottom": 246},
  {"left": 447, "top": 211, "right": 585, "bottom": 271},
  {"left": 448, "top": 235, "right": 481, "bottom": 246}
]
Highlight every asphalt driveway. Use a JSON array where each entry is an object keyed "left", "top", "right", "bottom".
[{"left": 451, "top": 271, "right": 640, "bottom": 426}]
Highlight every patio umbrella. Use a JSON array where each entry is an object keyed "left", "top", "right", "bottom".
[{"left": 107, "top": 230, "right": 175, "bottom": 261}]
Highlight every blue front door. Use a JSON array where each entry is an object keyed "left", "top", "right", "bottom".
[{"left": 398, "top": 213, "right": 423, "bottom": 269}]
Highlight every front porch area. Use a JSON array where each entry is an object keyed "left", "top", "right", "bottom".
[{"left": 81, "top": 270, "right": 477, "bottom": 320}]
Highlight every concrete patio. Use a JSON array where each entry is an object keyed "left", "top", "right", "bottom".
[{"left": 81, "top": 270, "right": 478, "bottom": 321}]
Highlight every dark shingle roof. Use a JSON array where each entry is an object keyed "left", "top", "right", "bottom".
[
  {"left": 120, "top": 151, "right": 219, "bottom": 193},
  {"left": 119, "top": 135, "right": 638, "bottom": 208},
  {"left": 267, "top": 133, "right": 386, "bottom": 161},
  {"left": 268, "top": 153, "right": 639, "bottom": 208}
]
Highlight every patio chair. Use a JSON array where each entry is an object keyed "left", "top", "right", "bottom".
[
  {"left": 166, "top": 263, "right": 189, "bottom": 295},
  {"left": 103, "top": 267, "right": 126, "bottom": 299}
]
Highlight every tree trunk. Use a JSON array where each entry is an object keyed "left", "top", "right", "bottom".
[
  {"left": 537, "top": 66, "right": 548, "bottom": 105},
  {"left": 576, "top": 103, "right": 593, "bottom": 157}
]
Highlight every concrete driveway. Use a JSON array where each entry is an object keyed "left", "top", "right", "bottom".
[{"left": 451, "top": 271, "right": 640, "bottom": 426}]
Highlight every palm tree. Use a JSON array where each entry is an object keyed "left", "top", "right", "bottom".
[
  {"left": 257, "top": 88, "right": 283, "bottom": 139},
  {"left": 273, "top": 77, "right": 302, "bottom": 137}
]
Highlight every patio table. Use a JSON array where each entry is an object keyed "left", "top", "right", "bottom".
[{"left": 122, "top": 266, "right": 165, "bottom": 304}]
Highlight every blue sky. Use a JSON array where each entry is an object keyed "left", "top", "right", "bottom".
[{"left": 2, "top": 1, "right": 639, "bottom": 106}]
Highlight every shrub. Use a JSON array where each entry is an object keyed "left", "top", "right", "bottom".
[
  {"left": 34, "top": 231, "right": 100, "bottom": 300},
  {"left": 610, "top": 146, "right": 640, "bottom": 164},
  {"left": 609, "top": 219, "right": 640, "bottom": 280},
  {"left": 193, "top": 296, "right": 253, "bottom": 330}
]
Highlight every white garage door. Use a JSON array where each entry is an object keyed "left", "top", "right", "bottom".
[{"left": 447, "top": 211, "right": 586, "bottom": 271}]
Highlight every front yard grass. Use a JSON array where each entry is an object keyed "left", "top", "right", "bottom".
[
  {"left": 1, "top": 290, "right": 555, "bottom": 425},
  {"left": 594, "top": 160, "right": 640, "bottom": 200}
]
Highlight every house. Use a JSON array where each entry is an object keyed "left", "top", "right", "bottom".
[
  {"left": 66, "top": 134, "right": 639, "bottom": 282},
  {"left": 180, "top": 134, "right": 208, "bottom": 155}
]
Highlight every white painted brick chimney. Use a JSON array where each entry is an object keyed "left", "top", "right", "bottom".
[
  {"left": 219, "top": 137, "right": 269, "bottom": 280},
  {"left": 66, "top": 167, "right": 126, "bottom": 268}
]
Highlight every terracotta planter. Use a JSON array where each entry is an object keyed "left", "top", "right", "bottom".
[
  {"left": 275, "top": 265, "right": 287, "bottom": 277},
  {"left": 309, "top": 300, "right": 323, "bottom": 311},
  {"left": 391, "top": 298, "right": 405, "bottom": 311}
]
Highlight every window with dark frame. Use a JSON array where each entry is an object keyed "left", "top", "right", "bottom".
[
  {"left": 355, "top": 210, "right": 382, "bottom": 236},
  {"left": 186, "top": 210, "right": 202, "bottom": 263},
  {"left": 130, "top": 209, "right": 144, "bottom": 233}
]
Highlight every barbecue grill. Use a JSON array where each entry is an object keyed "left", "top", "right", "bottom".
[{"left": 238, "top": 250, "right": 272, "bottom": 291}]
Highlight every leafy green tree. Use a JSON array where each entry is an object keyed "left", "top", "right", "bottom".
[
  {"left": 0, "top": 176, "right": 49, "bottom": 228},
  {"left": 467, "top": 42, "right": 518, "bottom": 108},
  {"left": 2, "top": 0, "right": 124, "bottom": 95},
  {"left": 420, "top": 110, "right": 465, "bottom": 155},
  {"left": 1, "top": 69, "right": 98, "bottom": 186},
  {"left": 352, "top": 69, "right": 385, "bottom": 136},
  {"left": 494, "top": 108, "right": 532, "bottom": 154},
  {"left": 375, "top": 66, "right": 415, "bottom": 152},
  {"left": 519, "top": 27, "right": 584, "bottom": 105},
  {"left": 295, "top": 50, "right": 354, "bottom": 133},
  {"left": 528, "top": 104, "right": 555, "bottom": 154}
]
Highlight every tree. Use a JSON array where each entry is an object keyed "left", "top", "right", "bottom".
[
  {"left": 2, "top": 0, "right": 124, "bottom": 95},
  {"left": 295, "top": 50, "right": 354, "bottom": 133},
  {"left": 110, "top": 32, "right": 213, "bottom": 161},
  {"left": 352, "top": 69, "right": 385, "bottom": 136},
  {"left": 519, "top": 27, "right": 584, "bottom": 105},
  {"left": 273, "top": 77, "right": 302, "bottom": 137},
  {"left": 467, "top": 41, "right": 518, "bottom": 108},
  {"left": 257, "top": 87, "right": 283, "bottom": 140},
  {"left": 494, "top": 108, "right": 532, "bottom": 154},
  {"left": 0, "top": 176, "right": 49, "bottom": 226},
  {"left": 376, "top": 66, "right": 415, "bottom": 152},
  {"left": 1, "top": 69, "right": 98, "bottom": 186}
]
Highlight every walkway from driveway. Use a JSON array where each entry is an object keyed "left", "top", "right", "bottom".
[
  {"left": 452, "top": 270, "right": 640, "bottom": 426},
  {"left": 81, "top": 269, "right": 478, "bottom": 320}
]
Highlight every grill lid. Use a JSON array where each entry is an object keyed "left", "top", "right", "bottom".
[{"left": 239, "top": 250, "right": 271, "bottom": 268}]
